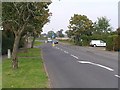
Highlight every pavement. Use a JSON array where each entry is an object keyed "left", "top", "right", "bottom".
[{"left": 40, "top": 43, "right": 119, "bottom": 88}]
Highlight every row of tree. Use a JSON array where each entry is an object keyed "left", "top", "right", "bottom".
[
  {"left": 46, "top": 29, "right": 64, "bottom": 39},
  {"left": 2, "top": 2, "right": 51, "bottom": 69},
  {"left": 65, "top": 14, "right": 120, "bottom": 51}
]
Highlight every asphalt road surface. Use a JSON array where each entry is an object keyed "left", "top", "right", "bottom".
[{"left": 40, "top": 43, "right": 119, "bottom": 88}]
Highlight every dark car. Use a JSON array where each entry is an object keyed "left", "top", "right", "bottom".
[{"left": 53, "top": 40, "right": 58, "bottom": 44}]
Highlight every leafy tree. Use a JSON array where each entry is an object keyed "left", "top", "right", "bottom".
[
  {"left": 67, "top": 14, "right": 93, "bottom": 45},
  {"left": 93, "top": 16, "right": 112, "bottom": 35},
  {"left": 65, "top": 30, "right": 74, "bottom": 38},
  {"left": 56, "top": 29, "right": 64, "bottom": 37},
  {"left": 2, "top": 2, "right": 51, "bottom": 69},
  {"left": 47, "top": 31, "right": 56, "bottom": 39}
]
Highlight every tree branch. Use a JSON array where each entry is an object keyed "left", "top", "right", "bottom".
[
  {"left": 27, "top": 3, "right": 35, "bottom": 17},
  {"left": 13, "top": 3, "right": 20, "bottom": 15},
  {"left": 3, "top": 20, "right": 19, "bottom": 26}
]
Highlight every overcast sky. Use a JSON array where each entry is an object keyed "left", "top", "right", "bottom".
[{"left": 42, "top": 0, "right": 119, "bottom": 34}]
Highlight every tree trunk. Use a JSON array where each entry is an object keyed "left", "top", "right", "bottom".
[
  {"left": 12, "top": 34, "right": 21, "bottom": 69},
  {"left": 31, "top": 36, "right": 36, "bottom": 48}
]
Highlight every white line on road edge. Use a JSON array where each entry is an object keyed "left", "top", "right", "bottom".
[
  {"left": 115, "top": 75, "right": 120, "bottom": 78},
  {"left": 78, "top": 61, "right": 114, "bottom": 72},
  {"left": 64, "top": 51, "right": 69, "bottom": 54},
  {"left": 71, "top": 54, "right": 79, "bottom": 59}
]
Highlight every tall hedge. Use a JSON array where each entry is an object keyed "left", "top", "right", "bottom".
[
  {"left": 106, "top": 35, "right": 120, "bottom": 51},
  {"left": 2, "top": 31, "right": 25, "bottom": 55},
  {"left": 2, "top": 31, "right": 14, "bottom": 55}
]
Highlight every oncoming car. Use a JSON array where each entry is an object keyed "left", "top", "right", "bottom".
[{"left": 53, "top": 39, "right": 58, "bottom": 44}]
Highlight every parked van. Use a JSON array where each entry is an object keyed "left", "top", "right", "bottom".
[{"left": 90, "top": 40, "right": 106, "bottom": 47}]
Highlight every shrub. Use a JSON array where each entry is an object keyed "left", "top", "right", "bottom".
[
  {"left": 2, "top": 31, "right": 25, "bottom": 55},
  {"left": 106, "top": 35, "right": 119, "bottom": 51},
  {"left": 2, "top": 31, "right": 14, "bottom": 55}
]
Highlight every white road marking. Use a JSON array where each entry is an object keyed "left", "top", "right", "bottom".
[
  {"left": 55, "top": 47, "right": 58, "bottom": 49},
  {"left": 115, "top": 75, "right": 120, "bottom": 78},
  {"left": 64, "top": 51, "right": 69, "bottom": 54},
  {"left": 78, "top": 61, "right": 114, "bottom": 72},
  {"left": 71, "top": 54, "right": 79, "bottom": 59}
]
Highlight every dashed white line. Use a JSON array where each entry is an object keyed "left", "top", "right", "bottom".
[
  {"left": 64, "top": 51, "right": 69, "bottom": 54},
  {"left": 71, "top": 54, "right": 79, "bottom": 59},
  {"left": 115, "top": 75, "right": 120, "bottom": 78},
  {"left": 56, "top": 47, "right": 59, "bottom": 49},
  {"left": 78, "top": 61, "right": 114, "bottom": 72}
]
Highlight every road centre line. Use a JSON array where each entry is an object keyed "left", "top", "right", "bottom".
[
  {"left": 64, "top": 51, "right": 69, "bottom": 54},
  {"left": 55, "top": 47, "right": 59, "bottom": 49},
  {"left": 78, "top": 61, "right": 114, "bottom": 72},
  {"left": 115, "top": 75, "right": 120, "bottom": 78},
  {"left": 56, "top": 47, "right": 59, "bottom": 49},
  {"left": 71, "top": 54, "right": 79, "bottom": 59}
]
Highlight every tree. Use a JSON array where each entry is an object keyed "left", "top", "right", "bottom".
[
  {"left": 65, "top": 30, "right": 73, "bottom": 38},
  {"left": 56, "top": 29, "right": 64, "bottom": 37},
  {"left": 67, "top": 14, "right": 93, "bottom": 45},
  {"left": 93, "top": 16, "right": 112, "bottom": 35},
  {"left": 47, "top": 31, "right": 56, "bottom": 39},
  {"left": 2, "top": 2, "right": 51, "bottom": 69}
]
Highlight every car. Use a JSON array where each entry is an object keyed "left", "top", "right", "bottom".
[
  {"left": 47, "top": 38, "right": 52, "bottom": 43},
  {"left": 90, "top": 40, "right": 106, "bottom": 47},
  {"left": 53, "top": 40, "right": 58, "bottom": 44}
]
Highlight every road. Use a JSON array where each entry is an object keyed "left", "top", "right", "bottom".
[{"left": 40, "top": 43, "right": 119, "bottom": 88}]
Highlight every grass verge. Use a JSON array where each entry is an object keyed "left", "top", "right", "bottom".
[
  {"left": 2, "top": 48, "right": 48, "bottom": 88},
  {"left": 59, "top": 40, "right": 74, "bottom": 45},
  {"left": 34, "top": 41, "right": 43, "bottom": 47}
]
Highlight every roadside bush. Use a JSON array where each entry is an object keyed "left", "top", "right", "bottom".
[
  {"left": 2, "top": 31, "right": 14, "bottom": 55},
  {"left": 2, "top": 31, "right": 25, "bottom": 55},
  {"left": 106, "top": 35, "right": 119, "bottom": 51},
  {"left": 114, "top": 35, "right": 120, "bottom": 51},
  {"left": 90, "top": 34, "right": 108, "bottom": 42},
  {"left": 81, "top": 35, "right": 91, "bottom": 46}
]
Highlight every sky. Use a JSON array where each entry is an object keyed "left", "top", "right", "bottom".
[{"left": 42, "top": 0, "right": 119, "bottom": 34}]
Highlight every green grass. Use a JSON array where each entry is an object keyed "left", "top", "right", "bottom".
[
  {"left": 2, "top": 48, "right": 48, "bottom": 88},
  {"left": 59, "top": 40, "right": 74, "bottom": 45},
  {"left": 18, "top": 48, "right": 41, "bottom": 57},
  {"left": 34, "top": 41, "right": 43, "bottom": 46}
]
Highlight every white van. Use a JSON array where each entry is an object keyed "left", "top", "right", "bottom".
[
  {"left": 47, "top": 38, "right": 52, "bottom": 43},
  {"left": 90, "top": 40, "right": 106, "bottom": 47}
]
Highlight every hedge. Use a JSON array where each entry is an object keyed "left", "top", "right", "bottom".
[{"left": 2, "top": 31, "right": 25, "bottom": 55}]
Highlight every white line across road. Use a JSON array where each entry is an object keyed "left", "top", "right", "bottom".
[
  {"left": 78, "top": 61, "right": 114, "bottom": 72},
  {"left": 71, "top": 54, "right": 79, "bottom": 59},
  {"left": 115, "top": 75, "right": 120, "bottom": 78}
]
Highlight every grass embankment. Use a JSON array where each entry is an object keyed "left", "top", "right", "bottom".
[
  {"left": 2, "top": 41, "right": 48, "bottom": 88},
  {"left": 34, "top": 40, "right": 43, "bottom": 47},
  {"left": 59, "top": 40, "right": 74, "bottom": 45}
]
